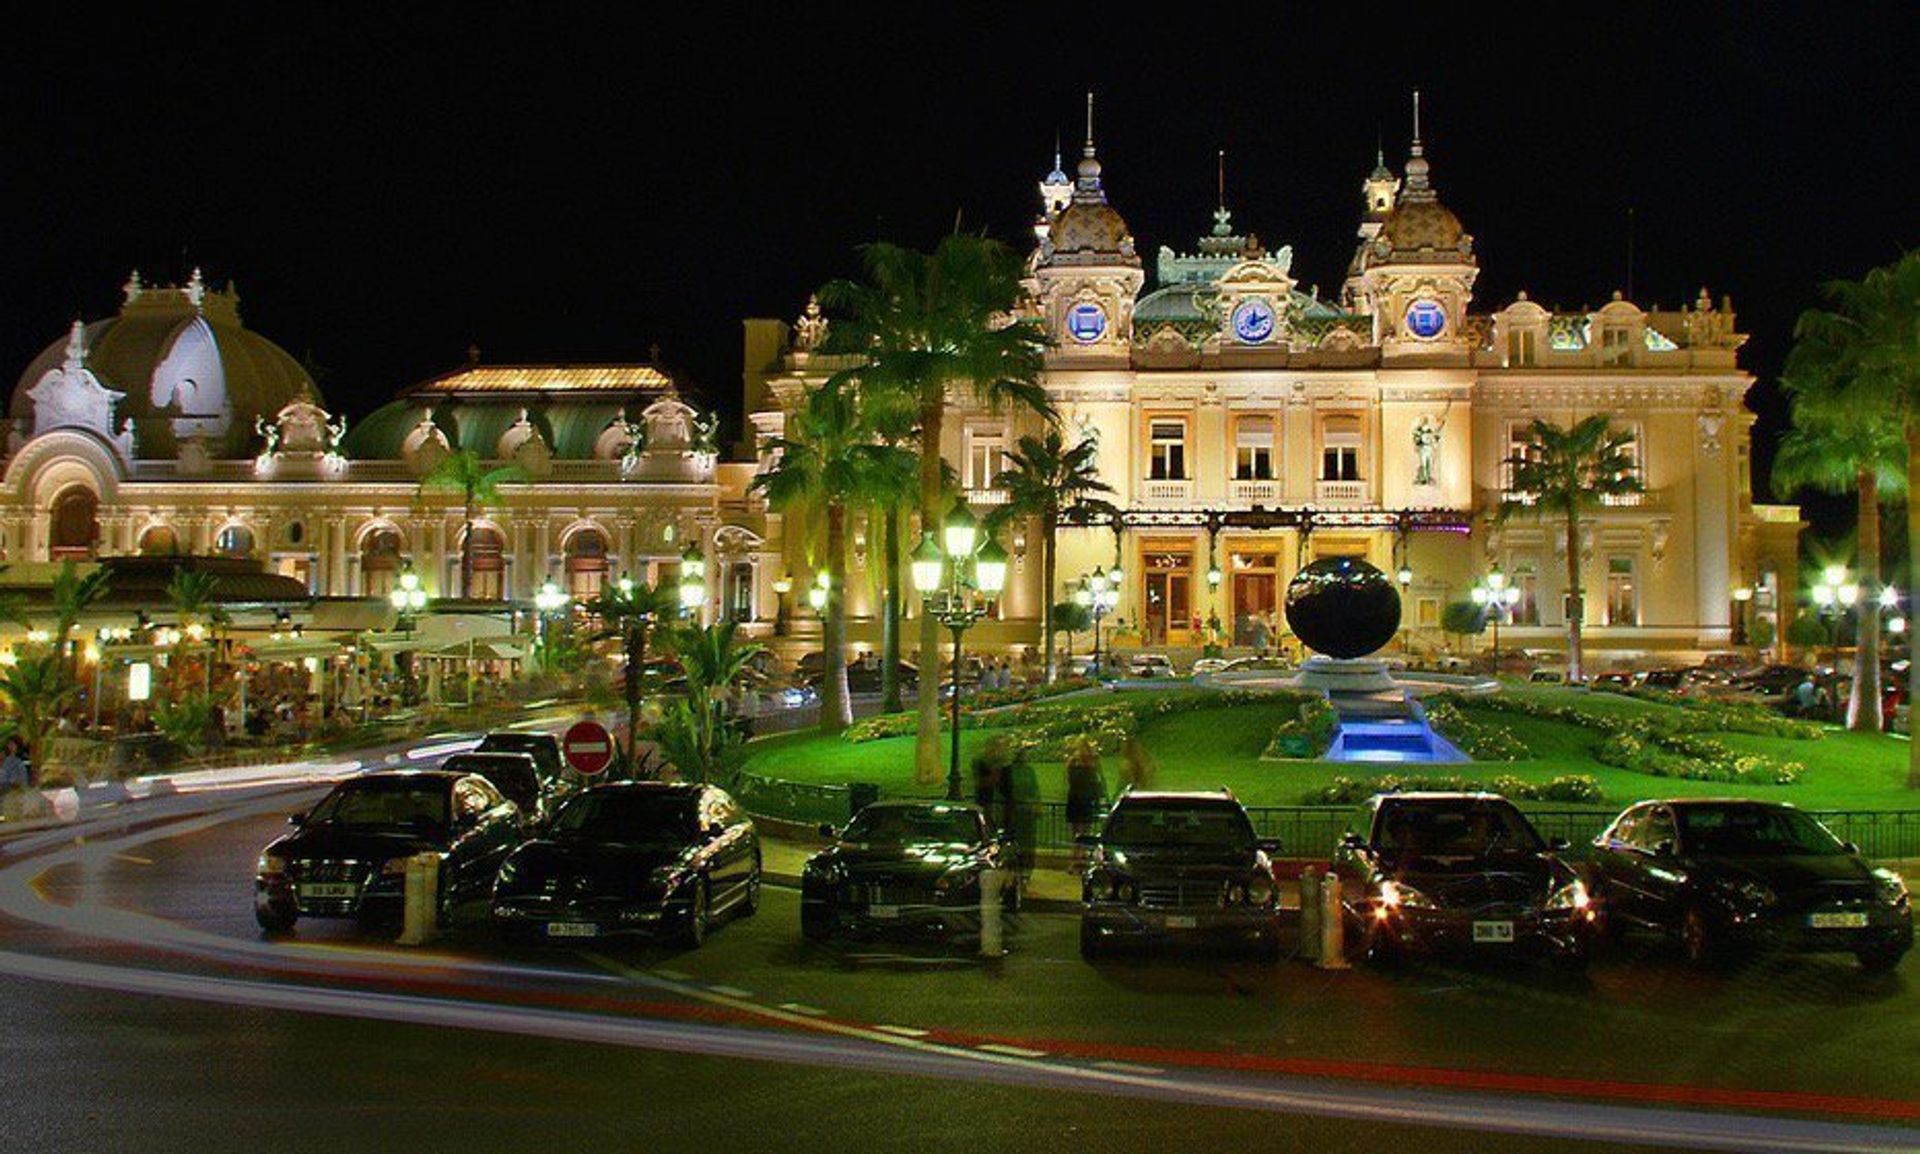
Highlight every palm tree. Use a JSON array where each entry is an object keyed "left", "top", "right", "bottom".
[
  {"left": 1499, "top": 416, "right": 1642, "bottom": 683},
  {"left": 166, "top": 567, "right": 220, "bottom": 695},
  {"left": 655, "top": 621, "right": 765, "bottom": 784},
  {"left": 419, "top": 448, "right": 526, "bottom": 598},
  {"left": 1783, "top": 252, "right": 1920, "bottom": 781},
  {"left": 0, "top": 652, "right": 78, "bottom": 762},
  {"left": 860, "top": 387, "right": 920, "bottom": 714},
  {"left": 986, "top": 430, "right": 1116, "bottom": 682},
  {"left": 584, "top": 576, "right": 681, "bottom": 766},
  {"left": 754, "top": 378, "right": 912, "bottom": 734},
  {"left": 48, "top": 562, "right": 110, "bottom": 654},
  {"left": 1771, "top": 400, "right": 1904, "bottom": 732},
  {"left": 818, "top": 235, "right": 1051, "bottom": 782}
]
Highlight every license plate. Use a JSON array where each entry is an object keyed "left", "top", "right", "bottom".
[
  {"left": 1473, "top": 921, "right": 1516, "bottom": 943},
  {"left": 1164, "top": 915, "right": 1198, "bottom": 930},
  {"left": 867, "top": 904, "right": 899, "bottom": 919},
  {"left": 298, "top": 883, "right": 356, "bottom": 900},
  {"left": 545, "top": 922, "right": 599, "bottom": 938},
  {"left": 1810, "top": 911, "right": 1869, "bottom": 930}
]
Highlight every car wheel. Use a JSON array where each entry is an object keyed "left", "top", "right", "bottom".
[
  {"left": 676, "top": 880, "right": 710, "bottom": 949},
  {"left": 1857, "top": 946, "right": 1907, "bottom": 974},
  {"left": 255, "top": 905, "right": 296, "bottom": 934},
  {"left": 1078, "top": 919, "right": 1107, "bottom": 961},
  {"left": 1681, "top": 905, "right": 1720, "bottom": 969}
]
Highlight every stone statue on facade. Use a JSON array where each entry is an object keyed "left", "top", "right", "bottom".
[{"left": 1412, "top": 416, "right": 1441, "bottom": 487}]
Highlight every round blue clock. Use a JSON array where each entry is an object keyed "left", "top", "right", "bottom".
[
  {"left": 1066, "top": 302, "right": 1108, "bottom": 343},
  {"left": 1231, "top": 298, "right": 1277, "bottom": 344},
  {"left": 1405, "top": 298, "right": 1448, "bottom": 340}
]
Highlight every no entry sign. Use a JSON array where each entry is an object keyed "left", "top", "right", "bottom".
[{"left": 562, "top": 720, "right": 614, "bottom": 775}]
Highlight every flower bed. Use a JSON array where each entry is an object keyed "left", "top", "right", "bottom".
[
  {"left": 1306, "top": 772, "right": 1605, "bottom": 806},
  {"left": 1439, "top": 692, "right": 1810, "bottom": 786},
  {"left": 1422, "top": 700, "right": 1529, "bottom": 761}
]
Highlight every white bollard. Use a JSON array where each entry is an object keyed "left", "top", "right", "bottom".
[
  {"left": 1298, "top": 867, "right": 1322, "bottom": 963},
  {"left": 397, "top": 852, "right": 441, "bottom": 946},
  {"left": 1317, "top": 872, "right": 1349, "bottom": 970},
  {"left": 979, "top": 867, "right": 1005, "bottom": 958}
]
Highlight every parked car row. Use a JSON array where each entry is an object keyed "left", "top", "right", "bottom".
[{"left": 254, "top": 749, "right": 1912, "bottom": 974}]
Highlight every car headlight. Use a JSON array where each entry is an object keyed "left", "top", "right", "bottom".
[
  {"left": 1246, "top": 878, "right": 1275, "bottom": 907},
  {"left": 1872, "top": 868, "right": 1910, "bottom": 906},
  {"left": 1378, "top": 880, "right": 1434, "bottom": 910},
  {"left": 1545, "top": 880, "right": 1591, "bottom": 912},
  {"left": 256, "top": 853, "right": 287, "bottom": 877}
]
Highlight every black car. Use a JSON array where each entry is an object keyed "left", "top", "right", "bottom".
[
  {"left": 801, "top": 801, "right": 1017, "bottom": 942},
  {"left": 254, "top": 770, "right": 525, "bottom": 932},
  {"left": 1587, "top": 799, "right": 1913, "bottom": 971},
  {"left": 475, "top": 730, "right": 565, "bottom": 782},
  {"left": 1079, "top": 790, "right": 1282, "bottom": 960},
  {"left": 441, "top": 751, "right": 559, "bottom": 822},
  {"left": 490, "top": 782, "right": 759, "bottom": 947},
  {"left": 1333, "top": 792, "right": 1593, "bottom": 969}
]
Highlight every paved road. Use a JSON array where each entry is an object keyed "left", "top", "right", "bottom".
[{"left": 1, "top": 780, "right": 1915, "bottom": 1153}]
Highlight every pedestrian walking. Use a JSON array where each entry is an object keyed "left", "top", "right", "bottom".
[
  {"left": 1065, "top": 736, "right": 1107, "bottom": 865},
  {"left": 0, "top": 738, "right": 27, "bottom": 792}
]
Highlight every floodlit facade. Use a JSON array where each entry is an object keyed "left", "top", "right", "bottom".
[{"left": 744, "top": 112, "right": 1804, "bottom": 664}]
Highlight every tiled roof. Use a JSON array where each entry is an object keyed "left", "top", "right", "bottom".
[{"left": 409, "top": 365, "right": 669, "bottom": 394}]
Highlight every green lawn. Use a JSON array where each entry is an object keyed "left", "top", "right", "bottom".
[{"left": 744, "top": 685, "right": 1920, "bottom": 812}]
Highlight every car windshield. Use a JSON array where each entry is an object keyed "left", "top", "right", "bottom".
[
  {"left": 1374, "top": 800, "right": 1545, "bottom": 859},
  {"left": 306, "top": 780, "right": 449, "bottom": 830},
  {"left": 1104, "top": 801, "right": 1254, "bottom": 850},
  {"left": 844, "top": 806, "right": 982, "bottom": 845},
  {"left": 548, "top": 792, "right": 698, "bottom": 845},
  {"left": 1678, "top": 805, "right": 1846, "bottom": 857}
]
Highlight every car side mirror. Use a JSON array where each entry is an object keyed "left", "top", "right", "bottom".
[
  {"left": 818, "top": 823, "right": 838, "bottom": 840},
  {"left": 1547, "top": 836, "right": 1571, "bottom": 852}
]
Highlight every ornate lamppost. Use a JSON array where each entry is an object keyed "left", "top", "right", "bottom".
[
  {"left": 534, "top": 573, "right": 569, "bottom": 664},
  {"left": 1075, "top": 565, "right": 1120, "bottom": 679},
  {"left": 1809, "top": 565, "right": 1859, "bottom": 669},
  {"left": 910, "top": 503, "right": 1009, "bottom": 801},
  {"left": 772, "top": 573, "right": 793, "bottom": 636},
  {"left": 1470, "top": 566, "right": 1520, "bottom": 667}
]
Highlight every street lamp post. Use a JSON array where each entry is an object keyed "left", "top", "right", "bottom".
[
  {"left": 534, "top": 574, "right": 569, "bottom": 663},
  {"left": 679, "top": 545, "right": 707, "bottom": 618},
  {"left": 1471, "top": 566, "right": 1521, "bottom": 667},
  {"left": 909, "top": 504, "right": 1009, "bottom": 802},
  {"left": 1809, "top": 565, "right": 1859, "bottom": 669},
  {"left": 1076, "top": 565, "right": 1119, "bottom": 679},
  {"left": 772, "top": 573, "right": 793, "bottom": 636},
  {"left": 1396, "top": 565, "right": 1414, "bottom": 653}
]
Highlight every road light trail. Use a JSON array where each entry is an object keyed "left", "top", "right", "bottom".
[{"left": 0, "top": 947, "right": 1911, "bottom": 1154}]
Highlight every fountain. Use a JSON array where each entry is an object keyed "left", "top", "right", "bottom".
[{"left": 1282, "top": 557, "right": 1470, "bottom": 763}]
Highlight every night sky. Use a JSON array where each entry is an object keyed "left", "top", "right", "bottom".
[{"left": 1, "top": 6, "right": 1913, "bottom": 531}]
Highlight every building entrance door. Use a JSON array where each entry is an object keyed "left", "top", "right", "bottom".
[
  {"left": 1230, "top": 550, "right": 1279, "bottom": 646},
  {"left": 1142, "top": 548, "right": 1192, "bottom": 646}
]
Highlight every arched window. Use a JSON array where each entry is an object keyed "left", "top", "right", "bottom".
[
  {"left": 464, "top": 526, "right": 506, "bottom": 600},
  {"left": 138, "top": 525, "right": 181, "bottom": 556},
  {"left": 216, "top": 524, "right": 255, "bottom": 558},
  {"left": 564, "top": 529, "right": 609, "bottom": 599},
  {"left": 361, "top": 529, "right": 404, "bottom": 598},
  {"left": 50, "top": 487, "right": 99, "bottom": 561}
]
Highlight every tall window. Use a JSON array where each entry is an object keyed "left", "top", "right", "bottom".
[
  {"left": 1504, "top": 421, "right": 1538, "bottom": 497},
  {"left": 361, "top": 529, "right": 403, "bottom": 599},
  {"left": 1142, "top": 549, "right": 1192, "bottom": 644},
  {"left": 966, "top": 431, "right": 1007, "bottom": 491},
  {"left": 1320, "top": 416, "right": 1360, "bottom": 481},
  {"left": 50, "top": 487, "right": 99, "bottom": 561},
  {"left": 1149, "top": 419, "right": 1187, "bottom": 481},
  {"left": 1606, "top": 555, "right": 1638, "bottom": 625},
  {"left": 1513, "top": 562, "right": 1540, "bottom": 625},
  {"left": 565, "top": 529, "right": 609, "bottom": 599},
  {"left": 1234, "top": 417, "right": 1274, "bottom": 480},
  {"left": 723, "top": 562, "right": 755, "bottom": 623},
  {"left": 216, "top": 525, "right": 255, "bottom": 558},
  {"left": 1601, "top": 325, "right": 1633, "bottom": 366},
  {"left": 465, "top": 527, "right": 506, "bottom": 601},
  {"left": 1507, "top": 327, "right": 1537, "bottom": 366}
]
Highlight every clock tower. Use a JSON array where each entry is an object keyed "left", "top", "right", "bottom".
[
  {"left": 1032, "top": 94, "right": 1144, "bottom": 361},
  {"left": 1355, "top": 93, "right": 1478, "bottom": 358}
]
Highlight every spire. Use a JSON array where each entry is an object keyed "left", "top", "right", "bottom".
[
  {"left": 1217, "top": 148, "right": 1226, "bottom": 212},
  {"left": 1076, "top": 90, "right": 1103, "bottom": 193},
  {"left": 1402, "top": 89, "right": 1434, "bottom": 199},
  {"left": 62, "top": 319, "right": 87, "bottom": 373},
  {"left": 1039, "top": 129, "right": 1073, "bottom": 218}
]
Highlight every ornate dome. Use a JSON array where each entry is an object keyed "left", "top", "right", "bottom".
[
  {"left": 9, "top": 273, "right": 317, "bottom": 460},
  {"left": 1048, "top": 199, "right": 1136, "bottom": 263},
  {"left": 1380, "top": 198, "right": 1468, "bottom": 253}
]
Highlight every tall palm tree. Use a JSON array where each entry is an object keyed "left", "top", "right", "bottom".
[
  {"left": 1771, "top": 399, "right": 1904, "bottom": 733},
  {"left": 818, "top": 235, "right": 1051, "bottom": 782},
  {"left": 655, "top": 621, "right": 765, "bottom": 783},
  {"left": 419, "top": 448, "right": 525, "bottom": 598},
  {"left": 166, "top": 567, "right": 220, "bottom": 695},
  {"left": 985, "top": 429, "right": 1116, "bottom": 682},
  {"left": 1784, "top": 252, "right": 1920, "bottom": 780},
  {"left": 860, "top": 387, "right": 920, "bottom": 714},
  {"left": 48, "top": 562, "right": 110, "bottom": 654},
  {"left": 1499, "top": 416, "right": 1642, "bottom": 683},
  {"left": 754, "top": 378, "right": 912, "bottom": 734},
  {"left": 584, "top": 576, "right": 682, "bottom": 764}
]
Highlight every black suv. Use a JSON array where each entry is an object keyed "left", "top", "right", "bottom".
[
  {"left": 254, "top": 770, "right": 525, "bottom": 932},
  {"left": 1333, "top": 792, "right": 1593, "bottom": 969},
  {"left": 1588, "top": 799, "right": 1912, "bottom": 971},
  {"left": 1079, "top": 790, "right": 1281, "bottom": 960},
  {"left": 801, "top": 801, "right": 1017, "bottom": 942}
]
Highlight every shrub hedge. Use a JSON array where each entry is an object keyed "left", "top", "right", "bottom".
[{"left": 1306, "top": 773, "right": 1605, "bottom": 806}]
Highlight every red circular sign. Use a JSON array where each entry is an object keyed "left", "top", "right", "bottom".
[{"left": 563, "top": 720, "right": 614, "bottom": 775}]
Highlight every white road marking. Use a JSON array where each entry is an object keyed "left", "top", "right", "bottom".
[
  {"left": 1094, "top": 1060, "right": 1165, "bottom": 1076},
  {"left": 777, "top": 1003, "right": 826, "bottom": 1016},
  {"left": 978, "top": 1043, "right": 1048, "bottom": 1058},
  {"left": 872, "top": 1025, "right": 930, "bottom": 1038},
  {"left": 706, "top": 985, "right": 754, "bottom": 998}
]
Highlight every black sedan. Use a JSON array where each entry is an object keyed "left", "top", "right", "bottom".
[
  {"left": 800, "top": 801, "right": 1017, "bottom": 942},
  {"left": 1333, "top": 792, "right": 1594, "bottom": 969},
  {"left": 1079, "top": 789, "right": 1282, "bottom": 960},
  {"left": 254, "top": 770, "right": 525, "bottom": 932},
  {"left": 490, "top": 782, "right": 759, "bottom": 947},
  {"left": 1587, "top": 799, "right": 1912, "bottom": 971}
]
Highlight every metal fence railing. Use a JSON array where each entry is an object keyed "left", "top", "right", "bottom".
[{"left": 731, "top": 776, "right": 1920, "bottom": 863}]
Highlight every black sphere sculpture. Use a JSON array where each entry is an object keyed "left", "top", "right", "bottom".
[{"left": 1284, "top": 557, "right": 1402, "bottom": 660}]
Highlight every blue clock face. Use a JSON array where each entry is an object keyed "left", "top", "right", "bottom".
[
  {"left": 1405, "top": 298, "right": 1448, "bottom": 340},
  {"left": 1231, "top": 298, "right": 1277, "bottom": 344},
  {"left": 1066, "top": 302, "right": 1108, "bottom": 343}
]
